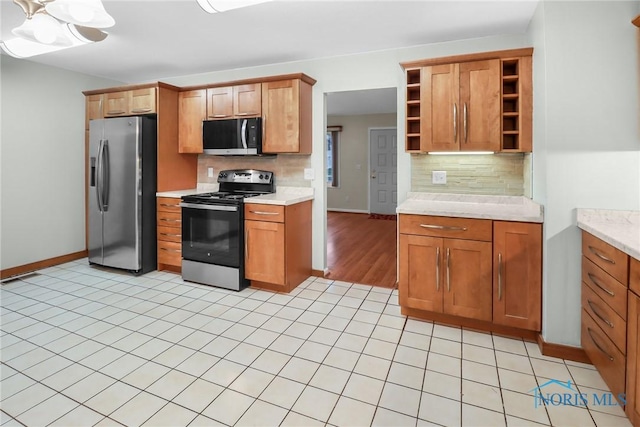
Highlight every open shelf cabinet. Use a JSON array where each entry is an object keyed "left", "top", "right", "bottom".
[{"left": 500, "top": 57, "right": 532, "bottom": 152}]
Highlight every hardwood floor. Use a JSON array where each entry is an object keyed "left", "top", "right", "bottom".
[{"left": 326, "top": 211, "right": 397, "bottom": 289}]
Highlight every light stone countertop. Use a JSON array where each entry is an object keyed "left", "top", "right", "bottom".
[
  {"left": 156, "top": 185, "right": 313, "bottom": 206},
  {"left": 245, "top": 186, "right": 314, "bottom": 206},
  {"left": 577, "top": 209, "right": 640, "bottom": 260},
  {"left": 396, "top": 192, "right": 544, "bottom": 223}
]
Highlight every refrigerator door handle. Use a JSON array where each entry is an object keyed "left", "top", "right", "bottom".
[
  {"left": 96, "top": 139, "right": 104, "bottom": 212},
  {"left": 102, "top": 140, "right": 110, "bottom": 211}
]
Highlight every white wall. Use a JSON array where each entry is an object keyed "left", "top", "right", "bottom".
[
  {"left": 327, "top": 113, "right": 397, "bottom": 212},
  {"left": 0, "top": 56, "right": 122, "bottom": 270},
  {"left": 528, "top": 1, "right": 640, "bottom": 346},
  {"left": 163, "top": 34, "right": 528, "bottom": 272}
]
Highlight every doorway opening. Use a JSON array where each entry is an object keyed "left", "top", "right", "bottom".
[{"left": 324, "top": 88, "right": 398, "bottom": 288}]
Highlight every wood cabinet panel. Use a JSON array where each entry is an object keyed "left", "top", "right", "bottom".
[
  {"left": 582, "top": 308, "right": 627, "bottom": 403},
  {"left": 245, "top": 220, "right": 286, "bottom": 285},
  {"left": 626, "top": 290, "right": 640, "bottom": 425},
  {"left": 158, "top": 211, "right": 182, "bottom": 227},
  {"left": 582, "top": 283, "right": 626, "bottom": 354},
  {"left": 399, "top": 234, "right": 443, "bottom": 312},
  {"left": 399, "top": 214, "right": 492, "bottom": 242},
  {"left": 207, "top": 86, "right": 233, "bottom": 119},
  {"left": 86, "top": 94, "right": 103, "bottom": 129},
  {"left": 234, "top": 84, "right": 261, "bottom": 117},
  {"left": 157, "top": 226, "right": 181, "bottom": 243},
  {"left": 493, "top": 221, "right": 542, "bottom": 331},
  {"left": 582, "top": 231, "right": 629, "bottom": 284},
  {"left": 245, "top": 204, "right": 285, "bottom": 223},
  {"left": 157, "top": 197, "right": 181, "bottom": 213},
  {"left": 582, "top": 256, "right": 628, "bottom": 320},
  {"left": 459, "top": 59, "right": 501, "bottom": 151},
  {"left": 262, "top": 79, "right": 312, "bottom": 154},
  {"left": 630, "top": 257, "right": 640, "bottom": 297},
  {"left": 178, "top": 90, "right": 206, "bottom": 154},
  {"left": 130, "top": 88, "right": 156, "bottom": 115},
  {"left": 103, "top": 91, "right": 129, "bottom": 117},
  {"left": 444, "top": 238, "right": 492, "bottom": 321},
  {"left": 158, "top": 240, "right": 181, "bottom": 266},
  {"left": 421, "top": 64, "right": 459, "bottom": 151}
]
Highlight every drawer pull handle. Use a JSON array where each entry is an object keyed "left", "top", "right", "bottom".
[
  {"left": 160, "top": 203, "right": 179, "bottom": 208},
  {"left": 212, "top": 114, "right": 228, "bottom": 118},
  {"left": 420, "top": 224, "right": 468, "bottom": 232},
  {"left": 160, "top": 219, "right": 181, "bottom": 223},
  {"left": 106, "top": 110, "right": 126, "bottom": 115},
  {"left": 498, "top": 252, "right": 503, "bottom": 301},
  {"left": 587, "top": 300, "right": 614, "bottom": 328},
  {"left": 446, "top": 248, "right": 451, "bottom": 292},
  {"left": 588, "top": 246, "right": 615, "bottom": 264},
  {"left": 160, "top": 247, "right": 181, "bottom": 253},
  {"left": 250, "top": 211, "right": 279, "bottom": 216},
  {"left": 131, "top": 108, "right": 152, "bottom": 113},
  {"left": 435, "top": 247, "right": 440, "bottom": 291},
  {"left": 586, "top": 327, "right": 614, "bottom": 362},
  {"left": 587, "top": 273, "right": 615, "bottom": 297},
  {"left": 160, "top": 233, "right": 181, "bottom": 238}
]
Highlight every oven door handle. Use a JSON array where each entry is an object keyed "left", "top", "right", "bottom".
[{"left": 180, "top": 202, "right": 238, "bottom": 212}]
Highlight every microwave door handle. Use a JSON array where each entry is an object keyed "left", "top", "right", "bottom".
[{"left": 241, "top": 119, "right": 248, "bottom": 150}]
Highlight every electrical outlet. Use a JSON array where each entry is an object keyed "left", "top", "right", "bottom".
[
  {"left": 207, "top": 167, "right": 214, "bottom": 178},
  {"left": 432, "top": 170, "right": 447, "bottom": 185},
  {"left": 304, "top": 168, "right": 315, "bottom": 180}
]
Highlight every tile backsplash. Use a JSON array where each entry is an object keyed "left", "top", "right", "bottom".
[
  {"left": 412, "top": 153, "right": 527, "bottom": 196},
  {"left": 198, "top": 155, "right": 311, "bottom": 187}
]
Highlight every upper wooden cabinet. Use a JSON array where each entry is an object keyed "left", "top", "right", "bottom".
[
  {"left": 206, "top": 84, "right": 261, "bottom": 120},
  {"left": 403, "top": 48, "right": 533, "bottom": 153},
  {"left": 262, "top": 78, "right": 312, "bottom": 154},
  {"left": 179, "top": 89, "right": 206, "bottom": 154},
  {"left": 85, "top": 94, "right": 104, "bottom": 129},
  {"left": 102, "top": 87, "right": 157, "bottom": 117}
]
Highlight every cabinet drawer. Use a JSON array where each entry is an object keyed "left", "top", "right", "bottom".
[
  {"left": 582, "top": 309, "right": 626, "bottom": 400},
  {"left": 158, "top": 241, "right": 181, "bottom": 266},
  {"left": 245, "top": 204, "right": 285, "bottom": 223},
  {"left": 581, "top": 282, "right": 626, "bottom": 354},
  {"left": 158, "top": 211, "right": 182, "bottom": 226},
  {"left": 157, "top": 197, "right": 181, "bottom": 213},
  {"left": 158, "top": 226, "right": 181, "bottom": 243},
  {"left": 582, "top": 232, "right": 629, "bottom": 285},
  {"left": 582, "top": 257, "right": 627, "bottom": 320},
  {"left": 399, "top": 215, "right": 492, "bottom": 242},
  {"left": 631, "top": 257, "right": 640, "bottom": 297}
]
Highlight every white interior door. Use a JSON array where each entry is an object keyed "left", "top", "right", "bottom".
[{"left": 369, "top": 128, "right": 398, "bottom": 215}]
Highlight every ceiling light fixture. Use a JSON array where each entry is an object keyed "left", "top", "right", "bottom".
[
  {"left": 1, "top": 0, "right": 113, "bottom": 57},
  {"left": 196, "top": 0, "right": 272, "bottom": 14}
]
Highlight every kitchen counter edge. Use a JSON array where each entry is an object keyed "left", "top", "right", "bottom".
[{"left": 577, "top": 208, "right": 640, "bottom": 260}]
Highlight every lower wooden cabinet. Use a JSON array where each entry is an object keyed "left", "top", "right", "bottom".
[
  {"left": 493, "top": 221, "right": 542, "bottom": 330},
  {"left": 398, "top": 214, "right": 542, "bottom": 334},
  {"left": 244, "top": 201, "right": 311, "bottom": 293},
  {"left": 157, "top": 197, "right": 182, "bottom": 272},
  {"left": 626, "top": 259, "right": 640, "bottom": 426}
]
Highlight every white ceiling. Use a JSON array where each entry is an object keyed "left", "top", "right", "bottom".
[
  {"left": 1, "top": 0, "right": 538, "bottom": 115},
  {"left": 327, "top": 87, "right": 397, "bottom": 115}
]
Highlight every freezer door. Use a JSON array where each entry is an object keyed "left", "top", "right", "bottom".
[
  {"left": 101, "top": 117, "right": 142, "bottom": 271},
  {"left": 88, "top": 119, "right": 105, "bottom": 264}
]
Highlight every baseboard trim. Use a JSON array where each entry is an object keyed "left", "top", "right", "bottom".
[
  {"left": 327, "top": 208, "right": 369, "bottom": 214},
  {"left": 1, "top": 250, "right": 88, "bottom": 280},
  {"left": 537, "top": 334, "right": 590, "bottom": 364},
  {"left": 311, "top": 269, "right": 325, "bottom": 277}
]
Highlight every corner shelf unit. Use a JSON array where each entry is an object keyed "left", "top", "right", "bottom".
[
  {"left": 406, "top": 68, "right": 422, "bottom": 152},
  {"left": 500, "top": 56, "right": 532, "bottom": 152}
]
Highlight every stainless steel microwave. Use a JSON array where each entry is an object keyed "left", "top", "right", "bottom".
[{"left": 202, "top": 117, "right": 263, "bottom": 155}]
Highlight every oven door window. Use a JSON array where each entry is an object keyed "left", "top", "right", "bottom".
[{"left": 182, "top": 206, "right": 241, "bottom": 267}]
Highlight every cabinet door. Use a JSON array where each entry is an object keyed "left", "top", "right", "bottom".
[
  {"left": 421, "top": 64, "right": 459, "bottom": 152},
  {"left": 130, "top": 88, "right": 156, "bottom": 115},
  {"left": 443, "top": 238, "right": 492, "bottom": 321},
  {"left": 234, "top": 84, "right": 261, "bottom": 117},
  {"left": 178, "top": 90, "right": 206, "bottom": 154},
  {"left": 262, "top": 79, "right": 301, "bottom": 153},
  {"left": 86, "top": 94, "right": 103, "bottom": 129},
  {"left": 459, "top": 59, "right": 501, "bottom": 151},
  {"left": 493, "top": 221, "right": 542, "bottom": 330},
  {"left": 399, "top": 234, "right": 443, "bottom": 312},
  {"left": 245, "top": 220, "right": 286, "bottom": 286},
  {"left": 627, "top": 291, "right": 640, "bottom": 425},
  {"left": 207, "top": 87, "right": 233, "bottom": 119},
  {"left": 103, "top": 91, "right": 129, "bottom": 117}
]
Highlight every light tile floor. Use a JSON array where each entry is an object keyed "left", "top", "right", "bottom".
[{"left": 0, "top": 259, "right": 633, "bottom": 427}]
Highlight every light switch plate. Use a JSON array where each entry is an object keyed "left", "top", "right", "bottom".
[
  {"left": 207, "top": 167, "right": 214, "bottom": 178},
  {"left": 432, "top": 170, "right": 447, "bottom": 185},
  {"left": 304, "top": 168, "right": 315, "bottom": 180}
]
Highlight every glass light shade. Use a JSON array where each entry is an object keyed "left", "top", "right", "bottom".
[
  {"left": 0, "top": 37, "right": 72, "bottom": 58},
  {"left": 46, "top": 0, "right": 115, "bottom": 29},
  {"left": 197, "top": 0, "right": 271, "bottom": 13},
  {"left": 12, "top": 14, "right": 72, "bottom": 47}
]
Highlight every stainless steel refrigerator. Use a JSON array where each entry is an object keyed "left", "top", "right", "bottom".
[{"left": 88, "top": 116, "right": 157, "bottom": 274}]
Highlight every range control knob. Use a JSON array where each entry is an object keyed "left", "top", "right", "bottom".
[{"left": 259, "top": 174, "right": 264, "bottom": 180}]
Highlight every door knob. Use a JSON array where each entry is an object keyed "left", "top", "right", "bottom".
[{"left": 371, "top": 175, "right": 376, "bottom": 179}]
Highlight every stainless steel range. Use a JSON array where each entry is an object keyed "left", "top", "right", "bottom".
[{"left": 180, "top": 169, "right": 275, "bottom": 290}]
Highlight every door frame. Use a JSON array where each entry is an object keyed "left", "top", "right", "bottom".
[{"left": 368, "top": 127, "right": 398, "bottom": 214}]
